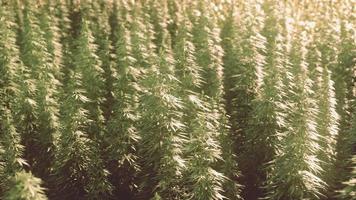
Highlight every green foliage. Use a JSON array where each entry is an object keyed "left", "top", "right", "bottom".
[
  {"left": 220, "top": 4, "right": 260, "bottom": 199},
  {"left": 333, "top": 9, "right": 356, "bottom": 193},
  {"left": 267, "top": 27, "right": 325, "bottom": 200},
  {"left": 340, "top": 156, "right": 356, "bottom": 199},
  {"left": 52, "top": 16, "right": 111, "bottom": 200},
  {"left": 190, "top": 0, "right": 224, "bottom": 100},
  {"left": 339, "top": 88, "right": 356, "bottom": 199},
  {"left": 53, "top": 69, "right": 111, "bottom": 200},
  {"left": 88, "top": 1, "right": 115, "bottom": 122},
  {"left": 138, "top": 35, "right": 187, "bottom": 199},
  {"left": 241, "top": 1, "right": 287, "bottom": 198},
  {"left": 15, "top": 2, "right": 60, "bottom": 182},
  {"left": 106, "top": 10, "right": 141, "bottom": 197},
  {"left": 3, "top": 171, "right": 47, "bottom": 200},
  {"left": 0, "top": 0, "right": 26, "bottom": 184},
  {"left": 0, "top": 1, "right": 355, "bottom": 199},
  {"left": 145, "top": 0, "right": 169, "bottom": 51},
  {"left": 173, "top": 16, "right": 230, "bottom": 200},
  {"left": 73, "top": 18, "right": 105, "bottom": 141}
]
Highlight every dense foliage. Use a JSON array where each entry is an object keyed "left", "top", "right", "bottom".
[{"left": 0, "top": 0, "right": 355, "bottom": 199}]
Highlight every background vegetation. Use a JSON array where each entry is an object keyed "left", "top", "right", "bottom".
[{"left": 0, "top": 0, "right": 355, "bottom": 199}]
